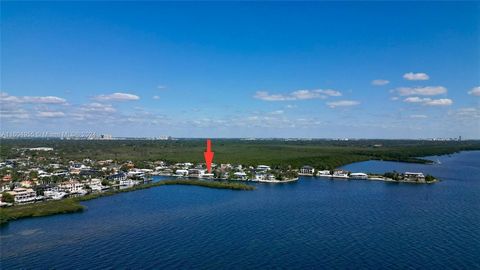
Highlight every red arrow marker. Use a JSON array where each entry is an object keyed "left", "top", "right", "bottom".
[{"left": 204, "top": 139, "right": 214, "bottom": 173}]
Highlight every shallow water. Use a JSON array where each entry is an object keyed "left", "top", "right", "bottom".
[{"left": 1, "top": 151, "right": 479, "bottom": 269}]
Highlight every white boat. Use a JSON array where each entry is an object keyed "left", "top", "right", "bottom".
[
  {"left": 349, "top": 172, "right": 368, "bottom": 179},
  {"left": 44, "top": 191, "right": 67, "bottom": 200},
  {"left": 317, "top": 170, "right": 332, "bottom": 177},
  {"left": 332, "top": 170, "right": 349, "bottom": 179}
]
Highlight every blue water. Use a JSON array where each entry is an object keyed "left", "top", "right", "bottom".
[{"left": 1, "top": 151, "right": 479, "bottom": 269}]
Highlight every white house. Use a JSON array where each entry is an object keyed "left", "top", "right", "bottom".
[
  {"left": 59, "top": 181, "right": 85, "bottom": 193},
  {"left": 7, "top": 188, "right": 37, "bottom": 204},
  {"left": 254, "top": 172, "right": 275, "bottom": 181},
  {"left": 404, "top": 172, "right": 425, "bottom": 182},
  {"left": 119, "top": 179, "right": 138, "bottom": 187},
  {"left": 107, "top": 172, "right": 127, "bottom": 182},
  {"left": 87, "top": 178, "right": 102, "bottom": 186},
  {"left": 188, "top": 169, "right": 205, "bottom": 178},
  {"left": 299, "top": 166, "right": 315, "bottom": 176},
  {"left": 127, "top": 169, "right": 145, "bottom": 178}
]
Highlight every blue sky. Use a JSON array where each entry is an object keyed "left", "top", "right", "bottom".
[{"left": 1, "top": 1, "right": 479, "bottom": 138}]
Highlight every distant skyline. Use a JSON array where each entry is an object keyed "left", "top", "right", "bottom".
[{"left": 1, "top": 2, "right": 479, "bottom": 139}]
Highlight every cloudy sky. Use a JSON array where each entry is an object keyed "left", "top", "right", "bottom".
[{"left": 1, "top": 2, "right": 479, "bottom": 138}]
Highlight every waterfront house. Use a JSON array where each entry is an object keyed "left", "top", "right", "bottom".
[
  {"left": 7, "top": 187, "right": 37, "bottom": 204},
  {"left": 254, "top": 172, "right": 275, "bottom": 181},
  {"left": 299, "top": 166, "right": 315, "bottom": 176},
  {"left": 87, "top": 178, "right": 102, "bottom": 186},
  {"left": 119, "top": 179, "right": 138, "bottom": 187},
  {"left": 188, "top": 169, "right": 205, "bottom": 178},
  {"left": 90, "top": 185, "right": 103, "bottom": 192},
  {"left": 404, "top": 172, "right": 425, "bottom": 182},
  {"left": 43, "top": 188, "right": 67, "bottom": 200},
  {"left": 107, "top": 172, "right": 127, "bottom": 182},
  {"left": 87, "top": 179, "right": 108, "bottom": 192},
  {"left": 127, "top": 169, "right": 146, "bottom": 179},
  {"left": 58, "top": 181, "right": 85, "bottom": 194}
]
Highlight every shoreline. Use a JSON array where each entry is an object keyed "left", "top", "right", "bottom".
[
  {"left": 227, "top": 177, "right": 299, "bottom": 183},
  {"left": 314, "top": 175, "right": 437, "bottom": 184},
  {"left": 2, "top": 151, "right": 467, "bottom": 225}
]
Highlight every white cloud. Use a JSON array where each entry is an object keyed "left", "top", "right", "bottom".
[
  {"left": 157, "top": 85, "right": 167, "bottom": 90},
  {"left": 37, "top": 111, "right": 66, "bottom": 118},
  {"left": 316, "top": 89, "right": 342, "bottom": 97},
  {"left": 71, "top": 102, "right": 120, "bottom": 122},
  {"left": 327, "top": 100, "right": 360, "bottom": 108},
  {"left": 451, "top": 107, "right": 480, "bottom": 119},
  {"left": 254, "top": 89, "right": 342, "bottom": 101},
  {"left": 153, "top": 95, "right": 160, "bottom": 100},
  {"left": 409, "top": 114, "right": 428, "bottom": 119},
  {"left": 371, "top": 79, "right": 390, "bottom": 86},
  {"left": 403, "top": 97, "right": 453, "bottom": 106},
  {"left": 424, "top": 98, "right": 453, "bottom": 106},
  {"left": 291, "top": 90, "right": 322, "bottom": 100},
  {"left": 93, "top": 92, "right": 140, "bottom": 101},
  {"left": 0, "top": 92, "right": 67, "bottom": 104},
  {"left": 81, "top": 102, "right": 116, "bottom": 113},
  {"left": 468, "top": 86, "right": 480, "bottom": 96},
  {"left": 0, "top": 104, "right": 30, "bottom": 120},
  {"left": 404, "top": 97, "right": 427, "bottom": 103},
  {"left": 254, "top": 91, "right": 288, "bottom": 101},
  {"left": 403, "top": 72, "right": 429, "bottom": 81},
  {"left": 394, "top": 86, "right": 447, "bottom": 96}
]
